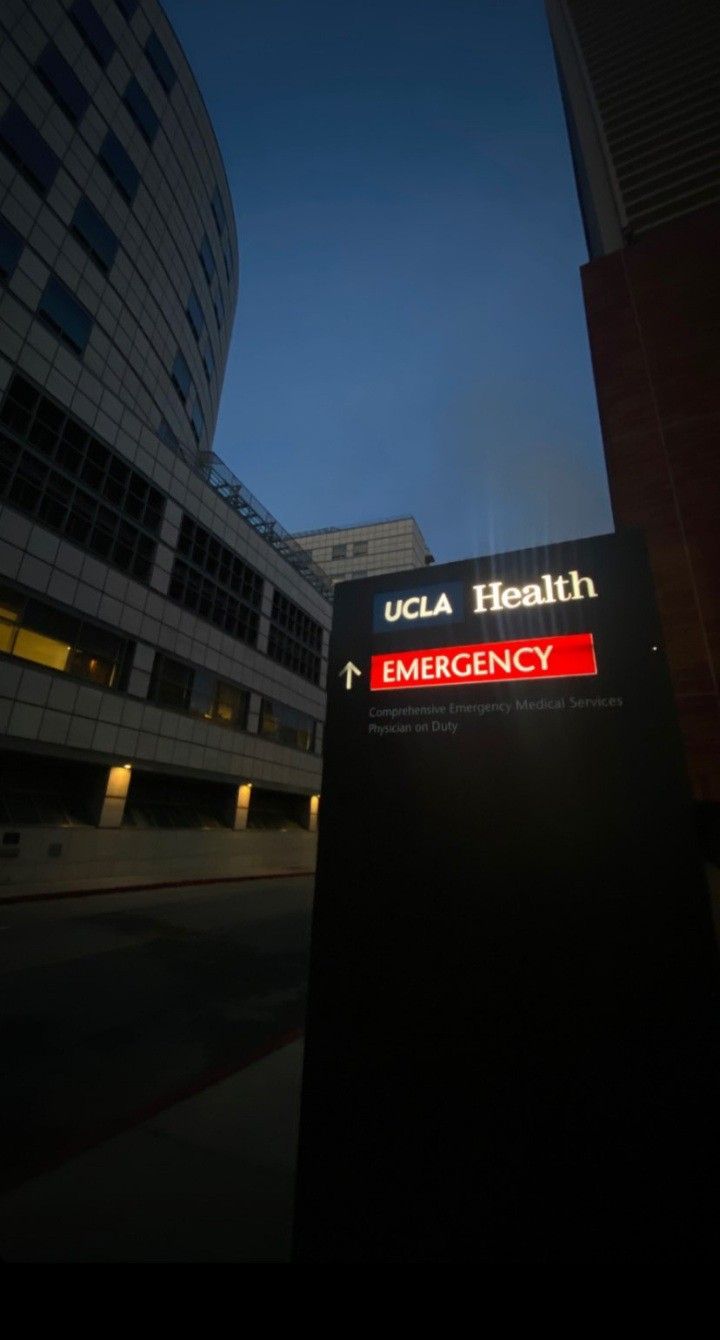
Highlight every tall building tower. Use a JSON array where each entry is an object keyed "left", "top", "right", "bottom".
[
  {"left": 0, "top": 0, "right": 331, "bottom": 895},
  {"left": 546, "top": 0, "right": 720, "bottom": 802}
]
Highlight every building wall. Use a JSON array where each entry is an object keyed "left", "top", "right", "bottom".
[
  {"left": 293, "top": 517, "right": 434, "bottom": 587},
  {"left": 546, "top": 0, "right": 720, "bottom": 258},
  {"left": 0, "top": 0, "right": 237, "bottom": 459},
  {"left": 0, "top": 0, "right": 330, "bottom": 896},
  {"left": 581, "top": 204, "right": 720, "bottom": 799}
]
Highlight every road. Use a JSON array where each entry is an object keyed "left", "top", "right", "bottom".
[{"left": 0, "top": 877, "right": 314, "bottom": 1194}]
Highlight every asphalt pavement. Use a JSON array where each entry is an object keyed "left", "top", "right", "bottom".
[{"left": 0, "top": 876, "right": 314, "bottom": 1262}]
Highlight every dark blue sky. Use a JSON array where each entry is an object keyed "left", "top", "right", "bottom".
[{"left": 164, "top": 0, "right": 613, "bottom": 562}]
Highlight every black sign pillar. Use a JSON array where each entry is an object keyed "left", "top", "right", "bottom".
[{"left": 293, "top": 532, "right": 720, "bottom": 1261}]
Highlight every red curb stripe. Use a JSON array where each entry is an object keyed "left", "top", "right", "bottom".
[
  {"left": 2, "top": 1027, "right": 304, "bottom": 1196},
  {"left": 0, "top": 868, "right": 314, "bottom": 906}
]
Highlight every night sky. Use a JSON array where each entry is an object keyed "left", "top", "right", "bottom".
[{"left": 163, "top": 0, "right": 613, "bottom": 563}]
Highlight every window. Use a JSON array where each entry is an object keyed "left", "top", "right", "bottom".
[
  {"left": 149, "top": 652, "right": 249, "bottom": 730},
  {"left": 259, "top": 699, "right": 317, "bottom": 753},
  {"left": 38, "top": 276, "right": 92, "bottom": 355},
  {"left": 0, "top": 103, "right": 59, "bottom": 196},
  {"left": 123, "top": 78, "right": 159, "bottom": 145},
  {"left": 186, "top": 288, "right": 204, "bottom": 341},
  {"left": 199, "top": 234, "right": 215, "bottom": 282},
  {"left": 71, "top": 197, "right": 119, "bottom": 273},
  {"left": 36, "top": 44, "right": 90, "bottom": 125},
  {"left": 190, "top": 398, "right": 204, "bottom": 443},
  {"left": 222, "top": 234, "right": 233, "bottom": 282},
  {"left": 212, "top": 286, "right": 225, "bottom": 329},
  {"left": 168, "top": 513, "right": 263, "bottom": 648},
  {"left": 0, "top": 582, "right": 131, "bottom": 689},
  {"left": 0, "top": 375, "right": 163, "bottom": 583},
  {"left": 211, "top": 186, "right": 227, "bottom": 236},
  {"left": 332, "top": 544, "right": 347, "bottom": 559},
  {"left": 158, "top": 417, "right": 180, "bottom": 454},
  {"left": 201, "top": 337, "right": 215, "bottom": 384},
  {"left": 0, "top": 215, "right": 23, "bottom": 281},
  {"left": 353, "top": 540, "right": 368, "bottom": 557},
  {"left": 171, "top": 349, "right": 192, "bottom": 402},
  {"left": 115, "top": 0, "right": 138, "bottom": 19},
  {"left": 148, "top": 653, "right": 192, "bottom": 711},
  {"left": 145, "top": 32, "right": 176, "bottom": 93},
  {"left": 70, "top": 0, "right": 114, "bottom": 68},
  {"left": 99, "top": 131, "right": 139, "bottom": 203},
  {"left": 267, "top": 592, "right": 323, "bottom": 685}
]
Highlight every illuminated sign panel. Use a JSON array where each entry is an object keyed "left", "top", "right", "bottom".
[
  {"left": 372, "top": 580, "right": 463, "bottom": 631},
  {"left": 295, "top": 533, "right": 719, "bottom": 1264},
  {"left": 370, "top": 632, "right": 596, "bottom": 690}
]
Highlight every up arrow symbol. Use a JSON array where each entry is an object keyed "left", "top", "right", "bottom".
[{"left": 340, "top": 661, "right": 362, "bottom": 691}]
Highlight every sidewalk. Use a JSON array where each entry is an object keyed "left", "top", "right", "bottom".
[{"left": 0, "top": 1038, "right": 304, "bottom": 1263}]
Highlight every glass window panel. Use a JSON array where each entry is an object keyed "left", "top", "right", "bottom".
[
  {"left": 14, "top": 628, "right": 71, "bottom": 672},
  {"left": 99, "top": 131, "right": 139, "bottom": 203},
  {"left": 70, "top": 0, "right": 115, "bottom": 68},
  {"left": 145, "top": 32, "right": 176, "bottom": 92},
  {"left": 123, "top": 78, "right": 159, "bottom": 144},
  {"left": 0, "top": 214, "right": 23, "bottom": 281},
  {"left": 211, "top": 186, "right": 227, "bottom": 235},
  {"left": 71, "top": 197, "right": 119, "bottom": 272},
  {"left": 38, "top": 276, "right": 93, "bottom": 355},
  {"left": 201, "top": 338, "right": 215, "bottom": 383},
  {"left": 0, "top": 103, "right": 59, "bottom": 195},
  {"left": 66, "top": 647, "right": 115, "bottom": 686},
  {"left": 190, "top": 398, "right": 204, "bottom": 442},
  {"left": 171, "top": 349, "right": 192, "bottom": 401},
  {"left": 36, "top": 43, "right": 90, "bottom": 124},
  {"left": 115, "top": 0, "right": 138, "bottom": 19},
  {"left": 199, "top": 234, "right": 215, "bottom": 282},
  {"left": 214, "top": 681, "right": 246, "bottom": 728},
  {"left": 189, "top": 669, "right": 215, "bottom": 719},
  {"left": 150, "top": 653, "right": 193, "bottom": 710},
  {"left": 186, "top": 288, "right": 204, "bottom": 340}
]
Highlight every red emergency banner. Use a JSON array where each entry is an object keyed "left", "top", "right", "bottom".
[{"left": 370, "top": 632, "right": 597, "bottom": 692}]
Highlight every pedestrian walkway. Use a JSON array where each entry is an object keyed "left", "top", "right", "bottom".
[{"left": 0, "top": 1038, "right": 304, "bottom": 1263}]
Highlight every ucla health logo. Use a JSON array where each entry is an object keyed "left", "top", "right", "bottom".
[{"left": 373, "top": 581, "right": 464, "bottom": 633}]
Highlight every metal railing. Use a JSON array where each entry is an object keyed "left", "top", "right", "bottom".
[{"left": 160, "top": 427, "right": 334, "bottom": 601}]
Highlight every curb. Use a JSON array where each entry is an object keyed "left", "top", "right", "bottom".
[
  {"left": 0, "top": 868, "right": 314, "bottom": 906},
  {"left": 1, "top": 1027, "right": 304, "bottom": 1197}
]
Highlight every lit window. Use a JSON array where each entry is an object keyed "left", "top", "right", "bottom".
[
  {"left": 38, "top": 276, "right": 92, "bottom": 355},
  {"left": 71, "top": 197, "right": 119, "bottom": 272},
  {"left": 98, "top": 131, "right": 139, "bottom": 203},
  {"left": 123, "top": 78, "right": 159, "bottom": 144},
  {"left": 0, "top": 215, "right": 23, "bottom": 281},
  {"left": 145, "top": 32, "right": 176, "bottom": 93},
  {"left": 0, "top": 103, "right": 59, "bottom": 196},
  {"left": 36, "top": 44, "right": 90, "bottom": 124},
  {"left": 0, "top": 583, "right": 128, "bottom": 687},
  {"left": 70, "top": 0, "right": 115, "bottom": 68}
]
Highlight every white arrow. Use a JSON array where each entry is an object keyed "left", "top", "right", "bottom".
[{"left": 339, "top": 661, "right": 362, "bottom": 690}]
